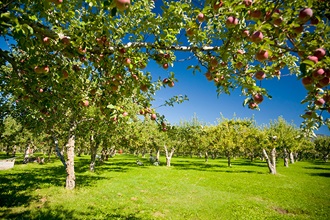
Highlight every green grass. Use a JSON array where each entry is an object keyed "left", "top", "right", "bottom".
[{"left": 0, "top": 154, "right": 329, "bottom": 219}]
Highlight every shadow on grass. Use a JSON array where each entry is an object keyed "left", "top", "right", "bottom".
[
  {"left": 303, "top": 166, "right": 330, "bottom": 171},
  {"left": 309, "top": 172, "right": 330, "bottom": 178}
]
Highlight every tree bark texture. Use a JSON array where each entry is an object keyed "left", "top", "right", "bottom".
[
  {"left": 65, "top": 125, "right": 76, "bottom": 190},
  {"left": 53, "top": 135, "right": 66, "bottom": 168},
  {"left": 283, "top": 148, "right": 289, "bottom": 167},
  {"left": 23, "top": 143, "right": 30, "bottom": 164},
  {"left": 164, "top": 145, "right": 175, "bottom": 167},
  {"left": 262, "top": 148, "right": 276, "bottom": 174},
  {"left": 289, "top": 152, "right": 295, "bottom": 164}
]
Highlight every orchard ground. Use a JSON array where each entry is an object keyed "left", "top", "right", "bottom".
[{"left": 0, "top": 153, "right": 329, "bottom": 219}]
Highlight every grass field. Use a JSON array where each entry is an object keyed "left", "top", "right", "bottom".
[{"left": 0, "top": 154, "right": 329, "bottom": 220}]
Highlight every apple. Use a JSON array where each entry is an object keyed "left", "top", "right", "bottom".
[
  {"left": 248, "top": 102, "right": 258, "bottom": 109},
  {"left": 319, "top": 77, "right": 330, "bottom": 87},
  {"left": 61, "top": 37, "right": 70, "bottom": 45},
  {"left": 312, "top": 68, "right": 325, "bottom": 80},
  {"left": 163, "top": 78, "right": 169, "bottom": 84},
  {"left": 186, "top": 28, "right": 194, "bottom": 37},
  {"left": 315, "top": 98, "right": 325, "bottom": 106},
  {"left": 168, "top": 81, "right": 175, "bottom": 87},
  {"left": 82, "top": 100, "right": 89, "bottom": 107},
  {"left": 115, "top": 0, "right": 130, "bottom": 12},
  {"left": 213, "top": 1, "right": 223, "bottom": 11},
  {"left": 34, "top": 66, "right": 43, "bottom": 74},
  {"left": 226, "top": 16, "right": 239, "bottom": 27},
  {"left": 313, "top": 48, "right": 326, "bottom": 60},
  {"left": 251, "top": 31, "right": 263, "bottom": 43},
  {"left": 253, "top": 93, "right": 263, "bottom": 104},
  {"left": 293, "top": 25, "right": 304, "bottom": 34},
  {"left": 78, "top": 47, "right": 86, "bottom": 54},
  {"left": 243, "top": 0, "right": 252, "bottom": 7},
  {"left": 250, "top": 10, "right": 262, "bottom": 19},
  {"left": 307, "top": 56, "right": 318, "bottom": 64},
  {"left": 302, "top": 76, "right": 313, "bottom": 87},
  {"left": 163, "top": 63, "right": 169, "bottom": 69},
  {"left": 197, "top": 13, "right": 205, "bottom": 22},
  {"left": 139, "top": 109, "right": 145, "bottom": 115},
  {"left": 119, "top": 48, "right": 126, "bottom": 54},
  {"left": 140, "top": 84, "right": 148, "bottom": 92},
  {"left": 235, "top": 62, "right": 243, "bottom": 69},
  {"left": 299, "top": 8, "right": 313, "bottom": 23},
  {"left": 151, "top": 113, "right": 157, "bottom": 120},
  {"left": 124, "top": 58, "right": 131, "bottom": 66},
  {"left": 122, "top": 112, "right": 128, "bottom": 117},
  {"left": 39, "top": 88, "right": 44, "bottom": 93},
  {"left": 273, "top": 17, "right": 283, "bottom": 26},
  {"left": 242, "top": 29, "right": 250, "bottom": 37},
  {"left": 131, "top": 74, "right": 138, "bottom": 81},
  {"left": 255, "top": 50, "right": 269, "bottom": 61},
  {"left": 43, "top": 37, "right": 50, "bottom": 44},
  {"left": 255, "top": 70, "right": 266, "bottom": 80},
  {"left": 205, "top": 72, "right": 213, "bottom": 81},
  {"left": 210, "top": 57, "right": 218, "bottom": 67}
]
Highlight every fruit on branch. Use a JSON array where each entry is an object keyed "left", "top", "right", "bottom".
[
  {"left": 243, "top": 0, "right": 252, "bottom": 7},
  {"left": 307, "top": 56, "right": 318, "bottom": 63},
  {"left": 213, "top": 1, "right": 223, "bottom": 11},
  {"left": 226, "top": 16, "right": 239, "bottom": 27},
  {"left": 253, "top": 93, "right": 263, "bottom": 104},
  {"left": 168, "top": 81, "right": 175, "bottom": 87},
  {"left": 140, "top": 84, "right": 148, "bottom": 92},
  {"left": 39, "top": 88, "right": 44, "bottom": 93},
  {"left": 314, "top": 98, "right": 325, "bottom": 106},
  {"left": 313, "top": 48, "right": 326, "bottom": 60},
  {"left": 235, "top": 62, "right": 243, "bottom": 69},
  {"left": 124, "top": 58, "right": 131, "bottom": 66},
  {"left": 186, "top": 28, "right": 194, "bottom": 37},
  {"left": 251, "top": 31, "right": 263, "bottom": 43},
  {"left": 248, "top": 102, "right": 258, "bottom": 109},
  {"left": 293, "top": 25, "right": 304, "bottom": 34},
  {"left": 205, "top": 72, "right": 213, "bottom": 81},
  {"left": 122, "top": 112, "right": 128, "bottom": 117},
  {"left": 298, "top": 8, "right": 313, "bottom": 23},
  {"left": 319, "top": 77, "right": 330, "bottom": 87},
  {"left": 82, "top": 100, "right": 89, "bottom": 107},
  {"left": 151, "top": 113, "right": 157, "bottom": 120},
  {"left": 273, "top": 17, "right": 283, "bottom": 26},
  {"left": 163, "top": 63, "right": 169, "bottom": 69},
  {"left": 310, "top": 17, "right": 319, "bottom": 25},
  {"left": 250, "top": 10, "right": 262, "bottom": 19},
  {"left": 241, "top": 29, "right": 250, "bottom": 37},
  {"left": 42, "top": 37, "right": 50, "bottom": 45},
  {"left": 163, "top": 78, "right": 169, "bottom": 84},
  {"left": 255, "top": 50, "right": 269, "bottom": 61},
  {"left": 255, "top": 70, "right": 266, "bottom": 80},
  {"left": 210, "top": 57, "right": 218, "bottom": 67},
  {"left": 312, "top": 68, "right": 325, "bottom": 80},
  {"left": 302, "top": 76, "right": 313, "bottom": 87},
  {"left": 78, "top": 47, "right": 86, "bottom": 54},
  {"left": 115, "top": 0, "right": 130, "bottom": 12},
  {"left": 62, "top": 70, "right": 69, "bottom": 79},
  {"left": 197, "top": 13, "right": 205, "bottom": 22},
  {"left": 61, "top": 37, "right": 70, "bottom": 45}
]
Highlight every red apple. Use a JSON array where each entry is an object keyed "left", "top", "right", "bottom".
[
  {"left": 163, "top": 78, "right": 169, "bottom": 84},
  {"left": 242, "top": 29, "right": 250, "bottom": 37},
  {"left": 315, "top": 98, "right": 325, "bottom": 106},
  {"left": 293, "top": 25, "right": 304, "bottom": 34},
  {"left": 61, "top": 37, "right": 70, "bottom": 45},
  {"left": 205, "top": 72, "right": 213, "bottom": 81},
  {"left": 235, "top": 62, "right": 243, "bottom": 69},
  {"left": 140, "top": 84, "right": 148, "bottom": 92},
  {"left": 307, "top": 56, "right": 318, "bottom": 64},
  {"left": 250, "top": 10, "right": 262, "bottom": 19},
  {"left": 122, "top": 112, "right": 128, "bottom": 117},
  {"left": 312, "top": 68, "right": 325, "bottom": 80},
  {"left": 115, "top": 0, "right": 130, "bottom": 11},
  {"left": 302, "top": 76, "right": 313, "bottom": 87},
  {"left": 210, "top": 57, "right": 218, "bottom": 67},
  {"left": 124, "top": 58, "right": 131, "bottom": 66},
  {"left": 34, "top": 66, "right": 43, "bottom": 74},
  {"left": 43, "top": 37, "right": 50, "bottom": 44},
  {"left": 255, "top": 71, "right": 266, "bottom": 80},
  {"left": 319, "top": 77, "right": 330, "bottom": 87},
  {"left": 168, "top": 81, "right": 175, "bottom": 87},
  {"left": 255, "top": 50, "right": 269, "bottom": 61},
  {"left": 213, "top": 1, "right": 223, "bottom": 11},
  {"left": 248, "top": 102, "right": 258, "bottom": 109},
  {"left": 82, "top": 100, "right": 89, "bottom": 107},
  {"left": 299, "top": 8, "right": 313, "bottom": 23},
  {"left": 39, "top": 88, "right": 44, "bottom": 93},
  {"left": 186, "top": 28, "right": 194, "bottom": 37},
  {"left": 253, "top": 93, "right": 263, "bottom": 104},
  {"left": 273, "top": 17, "right": 283, "bottom": 26},
  {"left": 163, "top": 63, "right": 169, "bottom": 69},
  {"left": 251, "top": 31, "right": 263, "bottom": 43},
  {"left": 243, "top": 0, "right": 252, "bottom": 7},
  {"left": 151, "top": 113, "right": 157, "bottom": 120},
  {"left": 226, "top": 16, "right": 239, "bottom": 27},
  {"left": 310, "top": 17, "right": 319, "bottom": 25},
  {"left": 313, "top": 48, "right": 326, "bottom": 60},
  {"left": 78, "top": 47, "right": 86, "bottom": 54},
  {"left": 197, "top": 13, "right": 205, "bottom": 22}
]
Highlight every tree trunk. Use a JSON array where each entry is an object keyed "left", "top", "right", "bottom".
[
  {"left": 262, "top": 148, "right": 276, "bottom": 174},
  {"left": 324, "top": 154, "right": 329, "bottom": 162},
  {"left": 23, "top": 143, "right": 30, "bottom": 164},
  {"left": 289, "top": 152, "right": 295, "bottom": 164},
  {"left": 65, "top": 125, "right": 76, "bottom": 190},
  {"left": 164, "top": 145, "right": 175, "bottom": 167},
  {"left": 283, "top": 148, "right": 289, "bottom": 167},
  {"left": 12, "top": 145, "right": 16, "bottom": 157},
  {"left": 89, "top": 134, "right": 97, "bottom": 172},
  {"left": 53, "top": 134, "right": 66, "bottom": 168},
  {"left": 205, "top": 151, "right": 208, "bottom": 162},
  {"left": 226, "top": 152, "right": 231, "bottom": 167},
  {"left": 156, "top": 148, "right": 160, "bottom": 162}
]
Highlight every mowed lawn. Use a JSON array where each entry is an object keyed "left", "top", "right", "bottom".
[{"left": 0, "top": 154, "right": 329, "bottom": 220}]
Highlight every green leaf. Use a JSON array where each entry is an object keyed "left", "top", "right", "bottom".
[{"left": 300, "top": 63, "right": 307, "bottom": 76}]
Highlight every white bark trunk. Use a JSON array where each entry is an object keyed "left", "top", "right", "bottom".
[
  {"left": 262, "top": 148, "right": 276, "bottom": 174},
  {"left": 65, "top": 124, "right": 76, "bottom": 190},
  {"left": 283, "top": 148, "right": 289, "bottom": 167},
  {"left": 53, "top": 134, "right": 66, "bottom": 168},
  {"left": 289, "top": 152, "right": 295, "bottom": 164},
  {"left": 23, "top": 144, "right": 30, "bottom": 164},
  {"left": 164, "top": 145, "right": 175, "bottom": 167}
]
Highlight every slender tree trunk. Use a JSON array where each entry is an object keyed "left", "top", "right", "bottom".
[
  {"left": 164, "top": 145, "right": 175, "bottom": 167},
  {"left": 283, "top": 148, "right": 289, "bottom": 167},
  {"left": 262, "top": 148, "right": 276, "bottom": 174},
  {"left": 324, "top": 154, "right": 329, "bottom": 162},
  {"left": 65, "top": 124, "right": 76, "bottom": 190},
  {"left": 156, "top": 148, "right": 160, "bottom": 162},
  {"left": 53, "top": 134, "right": 66, "bottom": 168},
  {"left": 12, "top": 145, "right": 16, "bottom": 157},
  {"left": 226, "top": 152, "right": 231, "bottom": 167},
  {"left": 23, "top": 143, "right": 30, "bottom": 164},
  {"left": 205, "top": 151, "right": 208, "bottom": 162},
  {"left": 289, "top": 152, "right": 295, "bottom": 164},
  {"left": 90, "top": 133, "right": 97, "bottom": 172}
]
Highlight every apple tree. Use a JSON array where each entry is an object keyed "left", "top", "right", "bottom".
[{"left": 1, "top": 0, "right": 330, "bottom": 188}]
